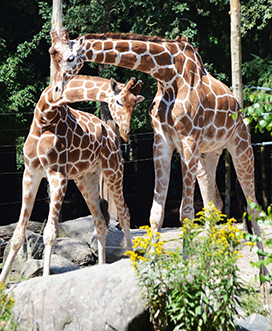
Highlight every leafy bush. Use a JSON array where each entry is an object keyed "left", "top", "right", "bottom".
[
  {"left": 0, "top": 282, "right": 17, "bottom": 331},
  {"left": 126, "top": 203, "right": 247, "bottom": 331}
]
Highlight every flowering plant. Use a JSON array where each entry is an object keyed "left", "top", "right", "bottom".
[{"left": 126, "top": 202, "right": 246, "bottom": 331}]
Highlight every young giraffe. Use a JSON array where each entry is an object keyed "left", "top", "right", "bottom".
[
  {"left": 48, "top": 28, "right": 266, "bottom": 259},
  {"left": 61, "top": 75, "right": 144, "bottom": 142},
  {"left": 0, "top": 75, "right": 144, "bottom": 283}
]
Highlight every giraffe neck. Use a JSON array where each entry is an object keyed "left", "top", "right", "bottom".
[
  {"left": 78, "top": 35, "right": 203, "bottom": 86},
  {"left": 34, "top": 76, "right": 116, "bottom": 125},
  {"left": 60, "top": 75, "right": 116, "bottom": 105},
  {"left": 32, "top": 87, "right": 64, "bottom": 131}
]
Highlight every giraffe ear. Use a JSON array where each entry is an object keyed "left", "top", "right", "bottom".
[
  {"left": 75, "top": 36, "right": 85, "bottom": 53},
  {"left": 110, "top": 78, "right": 121, "bottom": 95},
  {"left": 136, "top": 95, "right": 145, "bottom": 104},
  {"left": 60, "top": 28, "right": 69, "bottom": 44}
]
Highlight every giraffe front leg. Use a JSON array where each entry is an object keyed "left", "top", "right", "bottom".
[
  {"left": 0, "top": 168, "right": 42, "bottom": 283},
  {"left": 43, "top": 172, "right": 67, "bottom": 276},
  {"left": 74, "top": 172, "right": 108, "bottom": 264},
  {"left": 149, "top": 135, "right": 173, "bottom": 232}
]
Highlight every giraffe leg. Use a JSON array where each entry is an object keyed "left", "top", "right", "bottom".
[
  {"left": 0, "top": 168, "right": 42, "bottom": 283},
  {"left": 74, "top": 171, "right": 108, "bottom": 264},
  {"left": 102, "top": 167, "right": 132, "bottom": 251},
  {"left": 177, "top": 139, "right": 199, "bottom": 224},
  {"left": 197, "top": 149, "right": 223, "bottom": 210},
  {"left": 43, "top": 171, "right": 68, "bottom": 276},
  {"left": 226, "top": 130, "right": 268, "bottom": 277},
  {"left": 149, "top": 135, "right": 173, "bottom": 232}
]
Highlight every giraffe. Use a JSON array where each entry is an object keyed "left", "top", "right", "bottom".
[
  {"left": 61, "top": 75, "right": 144, "bottom": 142},
  {"left": 0, "top": 74, "right": 145, "bottom": 283},
  {"left": 48, "top": 28, "right": 266, "bottom": 259}
]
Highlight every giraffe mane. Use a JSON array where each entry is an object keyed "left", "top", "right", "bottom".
[
  {"left": 77, "top": 32, "right": 188, "bottom": 44},
  {"left": 76, "top": 32, "right": 207, "bottom": 76}
]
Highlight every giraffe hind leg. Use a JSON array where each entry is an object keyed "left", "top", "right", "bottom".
[
  {"left": 102, "top": 170, "right": 132, "bottom": 252},
  {"left": 42, "top": 172, "right": 68, "bottom": 277},
  {"left": 74, "top": 172, "right": 108, "bottom": 264},
  {"left": 227, "top": 138, "right": 269, "bottom": 278}
]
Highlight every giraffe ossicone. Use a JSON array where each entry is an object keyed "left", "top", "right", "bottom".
[
  {"left": 48, "top": 28, "right": 267, "bottom": 277},
  {"left": 0, "top": 74, "right": 144, "bottom": 283}
]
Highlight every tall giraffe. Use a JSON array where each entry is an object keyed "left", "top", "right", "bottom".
[
  {"left": 0, "top": 75, "right": 144, "bottom": 283},
  {"left": 48, "top": 28, "right": 265, "bottom": 253}
]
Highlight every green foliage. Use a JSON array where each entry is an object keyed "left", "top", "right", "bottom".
[
  {"left": 127, "top": 203, "right": 247, "bottom": 330},
  {"left": 0, "top": 282, "right": 17, "bottom": 330},
  {"left": 241, "top": 0, "right": 272, "bottom": 36},
  {"left": 244, "top": 202, "right": 272, "bottom": 284},
  {"left": 241, "top": 285, "right": 268, "bottom": 317},
  {"left": 242, "top": 54, "right": 272, "bottom": 134}
]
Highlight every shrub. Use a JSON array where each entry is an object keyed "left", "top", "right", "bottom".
[
  {"left": 0, "top": 282, "right": 17, "bottom": 331},
  {"left": 126, "top": 202, "right": 246, "bottom": 331}
]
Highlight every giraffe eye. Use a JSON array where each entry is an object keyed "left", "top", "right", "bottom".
[
  {"left": 116, "top": 100, "right": 123, "bottom": 107},
  {"left": 67, "top": 55, "right": 75, "bottom": 62}
]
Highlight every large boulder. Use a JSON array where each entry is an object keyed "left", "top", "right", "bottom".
[{"left": 11, "top": 259, "right": 153, "bottom": 331}]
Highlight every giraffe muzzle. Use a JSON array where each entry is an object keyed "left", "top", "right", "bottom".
[{"left": 121, "top": 128, "right": 130, "bottom": 142}]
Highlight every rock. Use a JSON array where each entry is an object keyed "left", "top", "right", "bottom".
[
  {"left": 236, "top": 313, "right": 271, "bottom": 331},
  {"left": 52, "top": 237, "right": 95, "bottom": 266},
  {"left": 90, "top": 226, "right": 129, "bottom": 263},
  {"left": 3, "top": 230, "right": 44, "bottom": 273},
  {"left": 49, "top": 254, "right": 80, "bottom": 274},
  {"left": 20, "top": 255, "right": 79, "bottom": 279},
  {"left": 58, "top": 215, "right": 95, "bottom": 239},
  {"left": 11, "top": 259, "right": 153, "bottom": 331},
  {"left": 20, "top": 259, "right": 43, "bottom": 279}
]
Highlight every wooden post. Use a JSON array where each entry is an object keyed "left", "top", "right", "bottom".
[
  {"left": 226, "top": 0, "right": 242, "bottom": 217},
  {"left": 50, "top": 0, "right": 62, "bottom": 83}
]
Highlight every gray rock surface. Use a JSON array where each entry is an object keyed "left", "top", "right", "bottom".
[
  {"left": 3, "top": 230, "right": 44, "bottom": 273},
  {"left": 12, "top": 259, "right": 153, "bottom": 331},
  {"left": 236, "top": 313, "right": 271, "bottom": 331},
  {"left": 53, "top": 237, "right": 95, "bottom": 266},
  {"left": 58, "top": 215, "right": 95, "bottom": 239}
]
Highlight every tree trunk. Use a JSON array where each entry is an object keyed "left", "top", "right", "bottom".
[
  {"left": 230, "top": 0, "right": 243, "bottom": 107},
  {"left": 50, "top": 0, "right": 62, "bottom": 83},
  {"left": 227, "top": 0, "right": 242, "bottom": 217},
  {"left": 261, "top": 145, "right": 268, "bottom": 209}
]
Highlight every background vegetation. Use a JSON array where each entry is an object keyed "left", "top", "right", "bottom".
[{"left": 0, "top": 0, "right": 271, "bottom": 226}]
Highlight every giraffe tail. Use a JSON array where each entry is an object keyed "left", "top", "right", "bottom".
[{"left": 99, "top": 198, "right": 110, "bottom": 228}]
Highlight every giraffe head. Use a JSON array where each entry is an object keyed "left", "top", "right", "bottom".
[
  {"left": 109, "top": 77, "right": 145, "bottom": 142},
  {"left": 49, "top": 28, "right": 85, "bottom": 101}
]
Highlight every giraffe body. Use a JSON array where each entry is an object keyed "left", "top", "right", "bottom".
[
  {"left": 0, "top": 76, "right": 143, "bottom": 283},
  {"left": 49, "top": 29, "right": 264, "bottom": 248}
]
